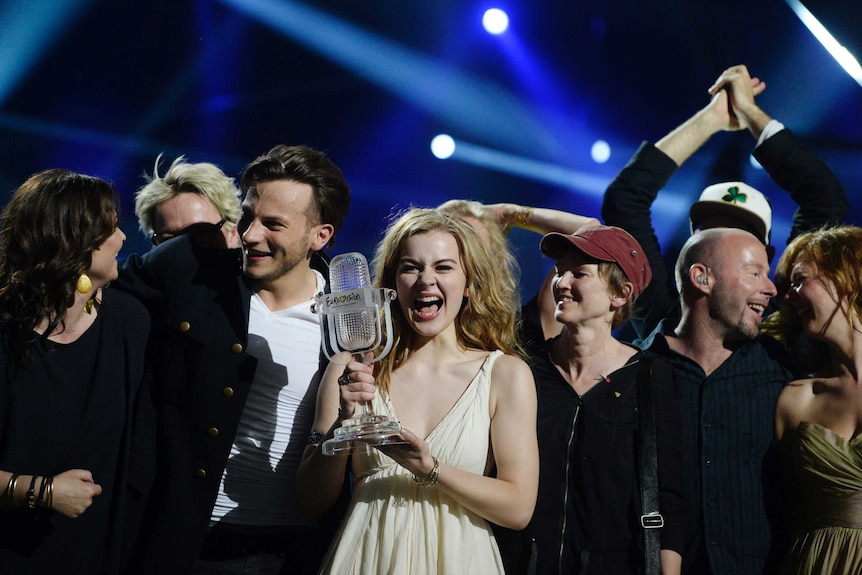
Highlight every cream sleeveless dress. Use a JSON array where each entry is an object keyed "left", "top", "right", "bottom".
[{"left": 319, "top": 351, "right": 505, "bottom": 575}]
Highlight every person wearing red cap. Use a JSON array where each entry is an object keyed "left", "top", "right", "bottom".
[
  {"left": 437, "top": 200, "right": 599, "bottom": 349},
  {"left": 602, "top": 64, "right": 847, "bottom": 342},
  {"left": 525, "top": 225, "right": 686, "bottom": 575}
]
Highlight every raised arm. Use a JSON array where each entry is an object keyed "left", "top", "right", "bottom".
[
  {"left": 483, "top": 203, "right": 599, "bottom": 342},
  {"left": 708, "top": 64, "right": 772, "bottom": 140},
  {"left": 601, "top": 142, "right": 680, "bottom": 339},
  {"left": 603, "top": 73, "right": 765, "bottom": 339},
  {"left": 713, "top": 64, "right": 848, "bottom": 242},
  {"left": 482, "top": 203, "right": 599, "bottom": 237}
]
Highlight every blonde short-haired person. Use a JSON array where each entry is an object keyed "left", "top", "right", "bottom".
[
  {"left": 298, "top": 208, "right": 538, "bottom": 574},
  {"left": 135, "top": 155, "right": 241, "bottom": 248}
]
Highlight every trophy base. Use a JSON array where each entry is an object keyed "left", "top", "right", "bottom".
[{"left": 321, "top": 414, "right": 406, "bottom": 455}]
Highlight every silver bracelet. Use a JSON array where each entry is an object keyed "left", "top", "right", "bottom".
[{"left": 412, "top": 457, "right": 440, "bottom": 488}]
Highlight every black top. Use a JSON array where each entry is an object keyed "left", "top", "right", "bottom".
[
  {"left": 0, "top": 289, "right": 153, "bottom": 574},
  {"left": 638, "top": 321, "right": 792, "bottom": 575},
  {"left": 527, "top": 336, "right": 686, "bottom": 575}
]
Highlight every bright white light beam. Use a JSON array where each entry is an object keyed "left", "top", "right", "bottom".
[
  {"left": 431, "top": 134, "right": 456, "bottom": 159},
  {"left": 483, "top": 9, "right": 509, "bottom": 35},
  {"left": 786, "top": 0, "right": 862, "bottom": 88},
  {"left": 434, "top": 136, "right": 689, "bottom": 219},
  {"left": 216, "top": 0, "right": 554, "bottom": 153},
  {"left": 436, "top": 136, "right": 607, "bottom": 197}
]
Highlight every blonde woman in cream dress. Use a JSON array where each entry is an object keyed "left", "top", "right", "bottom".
[{"left": 298, "top": 209, "right": 538, "bottom": 574}]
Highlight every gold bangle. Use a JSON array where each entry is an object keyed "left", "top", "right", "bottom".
[
  {"left": 503, "top": 206, "right": 534, "bottom": 234},
  {"left": 512, "top": 206, "right": 534, "bottom": 228},
  {"left": 412, "top": 456, "right": 440, "bottom": 488},
  {"left": 4, "top": 474, "right": 20, "bottom": 508}
]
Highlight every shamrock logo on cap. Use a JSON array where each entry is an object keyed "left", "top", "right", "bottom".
[{"left": 722, "top": 186, "right": 747, "bottom": 204}]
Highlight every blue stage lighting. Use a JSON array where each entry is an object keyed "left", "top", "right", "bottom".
[
  {"left": 0, "top": 0, "right": 92, "bottom": 105},
  {"left": 749, "top": 154, "right": 763, "bottom": 170},
  {"left": 218, "top": 0, "right": 552, "bottom": 154},
  {"left": 483, "top": 9, "right": 509, "bottom": 35},
  {"left": 441, "top": 136, "right": 609, "bottom": 196},
  {"left": 431, "top": 134, "right": 456, "bottom": 159},
  {"left": 590, "top": 140, "right": 611, "bottom": 164}
]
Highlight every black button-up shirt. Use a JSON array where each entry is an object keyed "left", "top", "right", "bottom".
[{"left": 638, "top": 320, "right": 791, "bottom": 575}]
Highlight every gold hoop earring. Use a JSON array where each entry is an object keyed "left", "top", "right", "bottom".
[{"left": 76, "top": 274, "right": 92, "bottom": 294}]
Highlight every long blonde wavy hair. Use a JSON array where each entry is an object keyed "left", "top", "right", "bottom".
[{"left": 370, "top": 208, "right": 522, "bottom": 393}]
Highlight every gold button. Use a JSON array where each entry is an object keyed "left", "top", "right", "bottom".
[
  {"left": 231, "top": 343, "right": 243, "bottom": 354},
  {"left": 207, "top": 427, "right": 219, "bottom": 438},
  {"left": 222, "top": 387, "right": 234, "bottom": 397},
  {"left": 179, "top": 321, "right": 191, "bottom": 332},
  {"left": 195, "top": 468, "right": 206, "bottom": 478}
]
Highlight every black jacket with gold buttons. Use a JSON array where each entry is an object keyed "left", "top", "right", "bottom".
[{"left": 114, "top": 234, "right": 329, "bottom": 574}]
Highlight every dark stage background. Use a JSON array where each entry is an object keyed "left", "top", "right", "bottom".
[{"left": 0, "top": 0, "right": 859, "bottom": 301}]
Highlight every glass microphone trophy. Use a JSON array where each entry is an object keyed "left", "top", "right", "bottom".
[{"left": 313, "top": 252, "right": 405, "bottom": 455}]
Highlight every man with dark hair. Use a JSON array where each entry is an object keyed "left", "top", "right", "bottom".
[{"left": 116, "top": 145, "right": 351, "bottom": 575}]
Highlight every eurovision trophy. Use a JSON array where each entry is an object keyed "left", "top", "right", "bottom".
[{"left": 313, "top": 252, "right": 406, "bottom": 455}]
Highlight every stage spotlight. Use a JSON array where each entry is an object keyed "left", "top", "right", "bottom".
[
  {"left": 483, "top": 8, "right": 509, "bottom": 35},
  {"left": 431, "top": 134, "right": 456, "bottom": 159},
  {"left": 435, "top": 135, "right": 609, "bottom": 197},
  {"left": 591, "top": 140, "right": 611, "bottom": 164}
]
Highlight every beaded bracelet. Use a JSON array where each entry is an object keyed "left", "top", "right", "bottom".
[
  {"left": 307, "top": 431, "right": 326, "bottom": 445},
  {"left": 26, "top": 475, "right": 37, "bottom": 509},
  {"left": 412, "top": 457, "right": 440, "bottom": 488}
]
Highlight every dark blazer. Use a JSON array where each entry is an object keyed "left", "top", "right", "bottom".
[{"left": 115, "top": 236, "right": 330, "bottom": 574}]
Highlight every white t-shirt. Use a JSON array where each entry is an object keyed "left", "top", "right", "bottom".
[{"left": 211, "top": 270, "right": 325, "bottom": 526}]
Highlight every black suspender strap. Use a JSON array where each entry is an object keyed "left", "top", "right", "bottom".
[{"left": 636, "top": 358, "right": 663, "bottom": 574}]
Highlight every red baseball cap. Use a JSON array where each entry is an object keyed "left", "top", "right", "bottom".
[{"left": 540, "top": 225, "right": 652, "bottom": 299}]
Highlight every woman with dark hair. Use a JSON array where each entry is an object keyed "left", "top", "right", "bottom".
[{"left": 0, "top": 169, "right": 153, "bottom": 574}]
